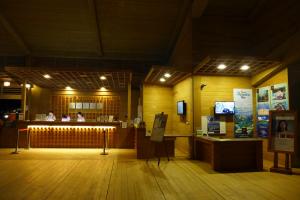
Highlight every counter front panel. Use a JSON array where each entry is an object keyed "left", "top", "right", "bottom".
[{"left": 14, "top": 121, "right": 135, "bottom": 148}]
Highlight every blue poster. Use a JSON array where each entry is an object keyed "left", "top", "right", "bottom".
[
  {"left": 234, "top": 89, "right": 253, "bottom": 138},
  {"left": 256, "top": 87, "right": 270, "bottom": 138}
]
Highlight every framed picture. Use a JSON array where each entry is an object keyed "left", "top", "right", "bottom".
[{"left": 268, "top": 111, "right": 298, "bottom": 153}]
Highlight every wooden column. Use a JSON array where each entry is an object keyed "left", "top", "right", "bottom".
[
  {"left": 127, "top": 73, "right": 132, "bottom": 124},
  {"left": 21, "top": 80, "right": 27, "bottom": 120}
]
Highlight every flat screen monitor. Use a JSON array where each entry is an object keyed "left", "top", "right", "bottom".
[
  {"left": 215, "top": 101, "right": 235, "bottom": 115},
  {"left": 177, "top": 101, "right": 186, "bottom": 115}
]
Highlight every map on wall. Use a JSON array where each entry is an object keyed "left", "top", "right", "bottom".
[{"left": 233, "top": 89, "right": 254, "bottom": 138}]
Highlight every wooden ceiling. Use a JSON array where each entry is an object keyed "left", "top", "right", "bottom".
[
  {"left": 1, "top": 0, "right": 300, "bottom": 87},
  {"left": 0, "top": 0, "right": 191, "bottom": 62},
  {"left": 193, "top": 56, "right": 280, "bottom": 76},
  {"left": 5, "top": 66, "right": 131, "bottom": 90},
  {"left": 144, "top": 67, "right": 191, "bottom": 87}
]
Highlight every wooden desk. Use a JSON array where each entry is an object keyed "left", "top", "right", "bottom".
[
  {"left": 6, "top": 121, "right": 135, "bottom": 148},
  {"left": 135, "top": 128, "right": 193, "bottom": 159},
  {"left": 194, "top": 136, "right": 263, "bottom": 172}
]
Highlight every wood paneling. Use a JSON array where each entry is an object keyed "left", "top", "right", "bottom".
[
  {"left": 193, "top": 75, "right": 252, "bottom": 137},
  {"left": 142, "top": 84, "right": 173, "bottom": 134},
  {"left": 51, "top": 95, "right": 120, "bottom": 120}
]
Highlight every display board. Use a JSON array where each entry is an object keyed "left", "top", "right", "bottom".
[
  {"left": 233, "top": 89, "right": 253, "bottom": 138},
  {"left": 256, "top": 83, "right": 289, "bottom": 138},
  {"left": 150, "top": 113, "right": 168, "bottom": 142},
  {"left": 268, "top": 111, "right": 297, "bottom": 153},
  {"left": 201, "top": 116, "right": 226, "bottom": 134},
  {"left": 256, "top": 86, "right": 271, "bottom": 138}
]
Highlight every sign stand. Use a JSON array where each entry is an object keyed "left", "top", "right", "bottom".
[
  {"left": 268, "top": 111, "right": 297, "bottom": 175},
  {"left": 146, "top": 112, "right": 168, "bottom": 166},
  {"left": 270, "top": 152, "right": 292, "bottom": 174}
]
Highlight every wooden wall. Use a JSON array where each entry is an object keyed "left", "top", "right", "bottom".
[
  {"left": 142, "top": 84, "right": 173, "bottom": 134},
  {"left": 194, "top": 75, "right": 252, "bottom": 137},
  {"left": 172, "top": 77, "right": 193, "bottom": 154},
  {"left": 288, "top": 66, "right": 300, "bottom": 166},
  {"left": 29, "top": 87, "right": 139, "bottom": 122}
]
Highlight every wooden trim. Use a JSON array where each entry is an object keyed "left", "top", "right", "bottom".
[
  {"left": 87, "top": 0, "right": 103, "bottom": 56},
  {"left": 0, "top": 13, "right": 30, "bottom": 55},
  {"left": 193, "top": 56, "right": 211, "bottom": 74}
]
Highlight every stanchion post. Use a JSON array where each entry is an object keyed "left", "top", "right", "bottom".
[{"left": 100, "top": 129, "right": 108, "bottom": 155}]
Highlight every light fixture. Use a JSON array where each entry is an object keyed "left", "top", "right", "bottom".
[
  {"left": 217, "top": 64, "right": 227, "bottom": 70},
  {"left": 25, "top": 84, "right": 31, "bottom": 88},
  {"left": 65, "top": 86, "right": 72, "bottom": 90},
  {"left": 160, "top": 78, "right": 166, "bottom": 82},
  {"left": 3, "top": 81, "right": 10, "bottom": 87},
  {"left": 164, "top": 73, "right": 171, "bottom": 78},
  {"left": 100, "top": 87, "right": 107, "bottom": 91},
  {"left": 43, "top": 74, "right": 51, "bottom": 79},
  {"left": 240, "top": 65, "right": 250, "bottom": 71},
  {"left": 4, "top": 114, "right": 9, "bottom": 119},
  {"left": 100, "top": 76, "right": 106, "bottom": 80}
]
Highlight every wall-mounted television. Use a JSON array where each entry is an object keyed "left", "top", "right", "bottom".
[
  {"left": 177, "top": 101, "right": 186, "bottom": 115},
  {"left": 215, "top": 101, "right": 235, "bottom": 115}
]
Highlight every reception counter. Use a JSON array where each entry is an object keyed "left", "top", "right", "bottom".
[
  {"left": 15, "top": 121, "right": 134, "bottom": 148},
  {"left": 194, "top": 136, "right": 263, "bottom": 172}
]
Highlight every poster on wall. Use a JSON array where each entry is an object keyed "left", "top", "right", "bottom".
[
  {"left": 233, "top": 89, "right": 254, "bottom": 138},
  {"left": 256, "top": 86, "right": 271, "bottom": 138},
  {"left": 270, "top": 83, "right": 289, "bottom": 111},
  {"left": 269, "top": 111, "right": 297, "bottom": 153},
  {"left": 201, "top": 116, "right": 226, "bottom": 134}
]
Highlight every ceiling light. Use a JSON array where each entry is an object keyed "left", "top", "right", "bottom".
[
  {"left": 100, "top": 76, "right": 106, "bottom": 80},
  {"left": 65, "top": 86, "right": 72, "bottom": 90},
  {"left": 3, "top": 81, "right": 10, "bottom": 87},
  {"left": 160, "top": 78, "right": 166, "bottom": 82},
  {"left": 100, "top": 87, "right": 106, "bottom": 91},
  {"left": 217, "top": 64, "right": 227, "bottom": 70},
  {"left": 25, "top": 84, "right": 31, "bottom": 88},
  {"left": 164, "top": 73, "right": 171, "bottom": 78},
  {"left": 43, "top": 74, "right": 51, "bottom": 79},
  {"left": 240, "top": 65, "right": 250, "bottom": 71}
]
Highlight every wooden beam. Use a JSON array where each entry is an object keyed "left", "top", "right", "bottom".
[
  {"left": 251, "top": 65, "right": 285, "bottom": 87},
  {"left": 144, "top": 68, "right": 154, "bottom": 83},
  {"left": 87, "top": 0, "right": 103, "bottom": 56},
  {"left": 167, "top": 0, "right": 193, "bottom": 63},
  {"left": 127, "top": 73, "right": 132, "bottom": 123},
  {"left": 0, "top": 13, "right": 30, "bottom": 55},
  {"left": 193, "top": 56, "right": 211, "bottom": 74},
  {"left": 192, "top": 0, "right": 208, "bottom": 18}
]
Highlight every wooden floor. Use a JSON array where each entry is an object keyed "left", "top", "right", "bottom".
[{"left": 0, "top": 148, "right": 299, "bottom": 200}]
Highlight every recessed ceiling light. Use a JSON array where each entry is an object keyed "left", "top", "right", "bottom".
[
  {"left": 240, "top": 65, "right": 250, "bottom": 71},
  {"left": 160, "top": 78, "right": 166, "bottom": 82},
  {"left": 217, "top": 64, "right": 227, "bottom": 70},
  {"left": 65, "top": 86, "right": 72, "bottom": 90},
  {"left": 3, "top": 81, "right": 10, "bottom": 87},
  {"left": 100, "top": 76, "right": 106, "bottom": 80},
  {"left": 43, "top": 74, "right": 51, "bottom": 79},
  {"left": 164, "top": 73, "right": 171, "bottom": 78},
  {"left": 25, "top": 84, "right": 31, "bottom": 88}
]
